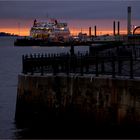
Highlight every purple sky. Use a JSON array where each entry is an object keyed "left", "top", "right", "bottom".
[
  {"left": 0, "top": 1, "right": 140, "bottom": 35},
  {"left": 0, "top": 1, "right": 140, "bottom": 20}
]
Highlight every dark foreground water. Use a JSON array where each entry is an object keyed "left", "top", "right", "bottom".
[{"left": 0, "top": 37, "right": 140, "bottom": 139}]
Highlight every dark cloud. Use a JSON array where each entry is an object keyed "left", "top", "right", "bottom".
[{"left": 0, "top": 1, "right": 140, "bottom": 20}]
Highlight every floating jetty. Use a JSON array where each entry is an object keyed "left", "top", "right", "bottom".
[
  {"left": 14, "top": 38, "right": 91, "bottom": 46},
  {"left": 14, "top": 37, "right": 124, "bottom": 47}
]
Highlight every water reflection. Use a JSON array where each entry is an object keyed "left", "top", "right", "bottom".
[{"left": 13, "top": 113, "right": 140, "bottom": 139}]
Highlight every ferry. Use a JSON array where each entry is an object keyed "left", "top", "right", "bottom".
[{"left": 30, "top": 18, "right": 70, "bottom": 42}]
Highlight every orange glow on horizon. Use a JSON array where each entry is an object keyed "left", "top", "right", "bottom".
[
  {"left": 1, "top": 18, "right": 140, "bottom": 36},
  {"left": 0, "top": 28, "right": 30, "bottom": 36},
  {"left": 0, "top": 27, "right": 127, "bottom": 36},
  {"left": 70, "top": 28, "right": 127, "bottom": 36}
]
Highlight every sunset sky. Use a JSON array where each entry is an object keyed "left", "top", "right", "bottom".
[{"left": 0, "top": 0, "right": 140, "bottom": 36}]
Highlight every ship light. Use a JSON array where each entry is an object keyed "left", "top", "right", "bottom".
[{"left": 61, "top": 27, "right": 64, "bottom": 30}]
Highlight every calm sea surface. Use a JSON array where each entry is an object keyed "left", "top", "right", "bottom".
[{"left": 0, "top": 37, "right": 89, "bottom": 139}]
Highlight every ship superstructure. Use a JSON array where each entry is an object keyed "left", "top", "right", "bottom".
[{"left": 30, "top": 19, "right": 70, "bottom": 41}]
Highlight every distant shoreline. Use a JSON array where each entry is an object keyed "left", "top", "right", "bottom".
[{"left": 0, "top": 32, "right": 19, "bottom": 37}]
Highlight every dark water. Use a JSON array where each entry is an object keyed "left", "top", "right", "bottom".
[{"left": 0, "top": 37, "right": 90, "bottom": 139}]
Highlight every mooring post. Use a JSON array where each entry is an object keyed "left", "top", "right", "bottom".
[
  {"left": 118, "top": 57, "right": 122, "bottom": 75},
  {"left": 85, "top": 52, "right": 89, "bottom": 73},
  {"left": 101, "top": 58, "right": 105, "bottom": 74},
  {"left": 74, "top": 55, "right": 76, "bottom": 73},
  {"left": 22, "top": 55, "right": 26, "bottom": 74},
  {"left": 41, "top": 54, "right": 44, "bottom": 76},
  {"left": 61, "top": 55, "right": 65, "bottom": 73},
  {"left": 53, "top": 54, "right": 57, "bottom": 76},
  {"left": 30, "top": 54, "right": 34, "bottom": 75},
  {"left": 95, "top": 55, "right": 99, "bottom": 77},
  {"left": 70, "top": 45, "right": 74, "bottom": 56},
  {"left": 80, "top": 54, "right": 83, "bottom": 76},
  {"left": 25, "top": 54, "right": 28, "bottom": 74},
  {"left": 66, "top": 53, "right": 70, "bottom": 75},
  {"left": 130, "top": 54, "right": 134, "bottom": 79},
  {"left": 71, "top": 55, "right": 76, "bottom": 73},
  {"left": 112, "top": 56, "right": 116, "bottom": 78}
]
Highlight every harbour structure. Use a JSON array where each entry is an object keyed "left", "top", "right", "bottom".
[
  {"left": 15, "top": 6, "right": 140, "bottom": 136},
  {"left": 15, "top": 47, "right": 140, "bottom": 137}
]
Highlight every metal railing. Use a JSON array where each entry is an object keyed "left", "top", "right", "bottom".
[{"left": 22, "top": 52, "right": 140, "bottom": 79}]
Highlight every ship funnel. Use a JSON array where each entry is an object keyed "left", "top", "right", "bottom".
[
  {"left": 127, "top": 6, "right": 131, "bottom": 35},
  {"left": 113, "top": 21, "right": 116, "bottom": 36},
  {"left": 89, "top": 27, "right": 91, "bottom": 37},
  {"left": 94, "top": 26, "right": 97, "bottom": 37},
  {"left": 117, "top": 21, "right": 120, "bottom": 35}
]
